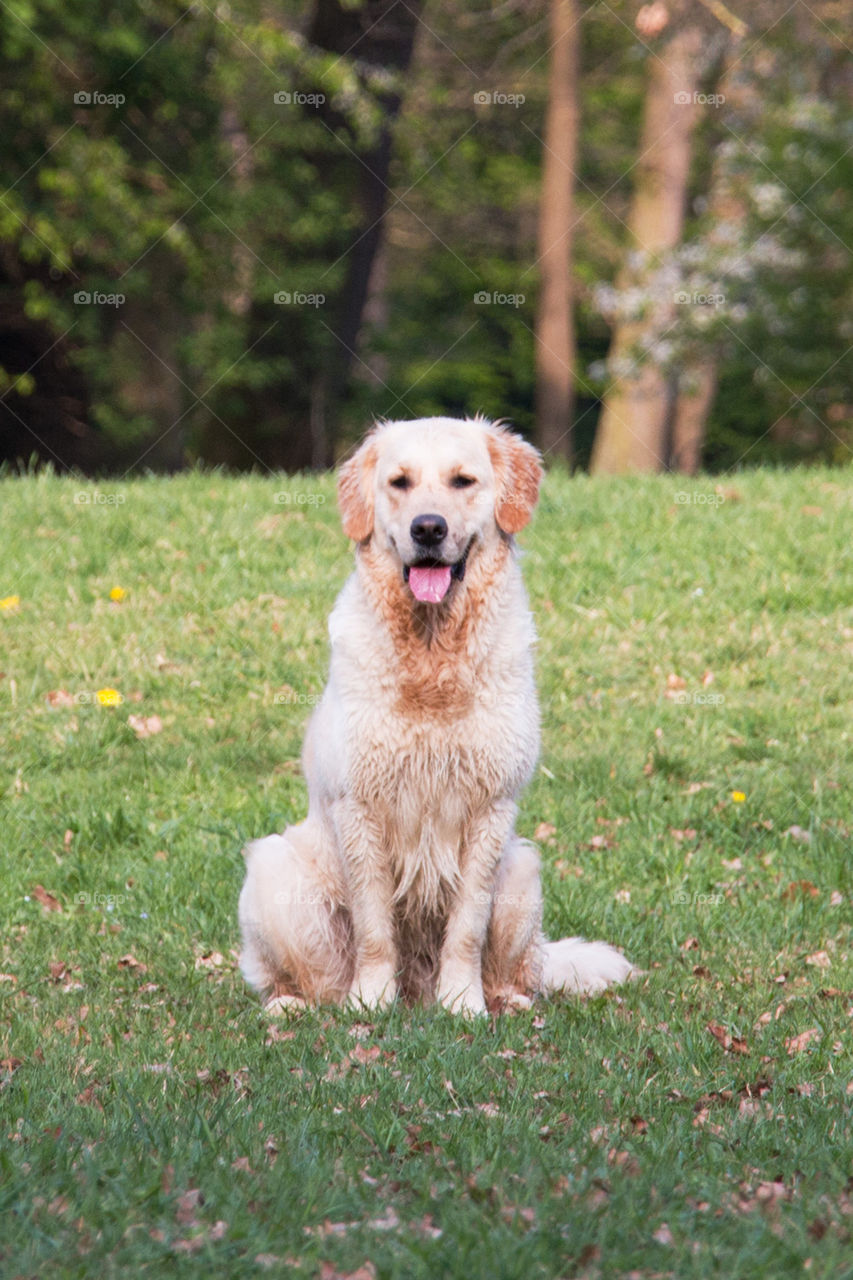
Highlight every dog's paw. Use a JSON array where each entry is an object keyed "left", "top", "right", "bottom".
[
  {"left": 436, "top": 976, "right": 487, "bottom": 1017},
  {"left": 348, "top": 969, "right": 398, "bottom": 1011},
  {"left": 265, "top": 993, "right": 309, "bottom": 1016},
  {"left": 486, "top": 986, "right": 533, "bottom": 1014}
]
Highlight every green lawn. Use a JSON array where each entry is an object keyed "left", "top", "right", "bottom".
[{"left": 1, "top": 465, "right": 852, "bottom": 1278}]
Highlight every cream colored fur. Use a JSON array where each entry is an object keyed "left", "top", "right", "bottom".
[{"left": 238, "top": 416, "right": 634, "bottom": 1015}]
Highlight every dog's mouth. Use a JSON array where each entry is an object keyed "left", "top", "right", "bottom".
[{"left": 403, "top": 543, "right": 471, "bottom": 604}]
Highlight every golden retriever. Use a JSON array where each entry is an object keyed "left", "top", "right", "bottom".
[{"left": 239, "top": 416, "right": 634, "bottom": 1014}]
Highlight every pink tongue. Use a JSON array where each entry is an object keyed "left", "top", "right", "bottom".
[{"left": 408, "top": 565, "right": 452, "bottom": 603}]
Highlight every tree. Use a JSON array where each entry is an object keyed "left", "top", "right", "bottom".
[
  {"left": 534, "top": 0, "right": 580, "bottom": 465},
  {"left": 590, "top": 9, "right": 704, "bottom": 474}
]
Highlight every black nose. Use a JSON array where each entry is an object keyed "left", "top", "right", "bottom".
[{"left": 410, "top": 513, "right": 448, "bottom": 547}]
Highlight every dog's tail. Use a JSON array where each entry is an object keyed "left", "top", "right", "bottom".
[{"left": 541, "top": 936, "right": 638, "bottom": 996}]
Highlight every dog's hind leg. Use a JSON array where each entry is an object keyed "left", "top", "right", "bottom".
[
  {"left": 238, "top": 821, "right": 353, "bottom": 1008},
  {"left": 482, "top": 837, "right": 545, "bottom": 1010},
  {"left": 482, "top": 837, "right": 637, "bottom": 1006}
]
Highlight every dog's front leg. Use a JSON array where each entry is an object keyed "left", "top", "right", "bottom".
[
  {"left": 437, "top": 800, "right": 516, "bottom": 1015},
  {"left": 335, "top": 800, "right": 398, "bottom": 1009}
]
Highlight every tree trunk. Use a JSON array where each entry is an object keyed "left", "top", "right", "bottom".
[
  {"left": 534, "top": 0, "right": 580, "bottom": 465},
  {"left": 668, "top": 37, "right": 748, "bottom": 472},
  {"left": 590, "top": 24, "right": 703, "bottom": 474},
  {"left": 308, "top": 0, "right": 423, "bottom": 466},
  {"left": 669, "top": 361, "right": 717, "bottom": 473}
]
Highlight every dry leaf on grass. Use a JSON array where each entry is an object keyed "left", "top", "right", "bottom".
[
  {"left": 782, "top": 880, "right": 819, "bottom": 900},
  {"left": 785, "top": 1028, "right": 821, "bottom": 1055},
  {"left": 176, "top": 1188, "right": 204, "bottom": 1225},
  {"left": 805, "top": 951, "right": 831, "bottom": 969},
  {"left": 319, "top": 1263, "right": 376, "bottom": 1280},
  {"left": 127, "top": 714, "right": 163, "bottom": 739},
  {"left": 707, "top": 1022, "right": 750, "bottom": 1055},
  {"left": 32, "top": 884, "right": 62, "bottom": 912},
  {"left": 46, "top": 690, "right": 75, "bottom": 708},
  {"left": 783, "top": 825, "right": 812, "bottom": 843}
]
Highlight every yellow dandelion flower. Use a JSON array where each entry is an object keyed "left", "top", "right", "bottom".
[
  {"left": 732, "top": 790, "right": 746, "bottom": 804},
  {"left": 109, "top": 586, "right": 126, "bottom": 602},
  {"left": 96, "top": 688, "right": 123, "bottom": 707},
  {"left": 0, "top": 594, "right": 20, "bottom": 611}
]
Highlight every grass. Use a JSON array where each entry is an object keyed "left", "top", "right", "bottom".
[{"left": 1, "top": 465, "right": 852, "bottom": 1279}]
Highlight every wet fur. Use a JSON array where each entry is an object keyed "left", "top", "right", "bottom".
[{"left": 239, "top": 416, "right": 634, "bottom": 1015}]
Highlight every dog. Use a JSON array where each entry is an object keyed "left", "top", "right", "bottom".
[{"left": 239, "top": 416, "right": 634, "bottom": 1015}]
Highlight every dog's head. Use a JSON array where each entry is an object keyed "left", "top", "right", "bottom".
[{"left": 338, "top": 417, "right": 542, "bottom": 604}]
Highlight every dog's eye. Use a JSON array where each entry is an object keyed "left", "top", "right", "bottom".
[
  {"left": 389, "top": 474, "right": 411, "bottom": 490},
  {"left": 451, "top": 474, "right": 477, "bottom": 489}
]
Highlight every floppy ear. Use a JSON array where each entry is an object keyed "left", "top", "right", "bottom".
[
  {"left": 486, "top": 425, "right": 543, "bottom": 534},
  {"left": 337, "top": 434, "right": 378, "bottom": 542}
]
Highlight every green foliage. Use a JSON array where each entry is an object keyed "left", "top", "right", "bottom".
[{"left": 0, "top": 0, "right": 850, "bottom": 469}]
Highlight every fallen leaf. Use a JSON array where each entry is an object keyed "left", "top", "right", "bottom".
[
  {"left": 127, "top": 714, "right": 163, "bottom": 740},
  {"left": 783, "top": 825, "right": 812, "bottom": 843},
  {"left": 176, "top": 1188, "right": 204, "bottom": 1225},
  {"left": 319, "top": 1264, "right": 376, "bottom": 1280},
  {"left": 805, "top": 951, "right": 831, "bottom": 969},
  {"left": 707, "top": 1022, "right": 750, "bottom": 1055},
  {"left": 117, "top": 954, "right": 148, "bottom": 973},
  {"left": 534, "top": 822, "right": 557, "bottom": 843},
  {"left": 349, "top": 1043, "right": 382, "bottom": 1066},
  {"left": 785, "top": 1028, "right": 821, "bottom": 1055},
  {"left": 46, "top": 690, "right": 75, "bottom": 708},
  {"left": 588, "top": 833, "right": 615, "bottom": 850},
  {"left": 366, "top": 1207, "right": 399, "bottom": 1231},
  {"left": 653, "top": 1223, "right": 674, "bottom": 1245},
  {"left": 782, "top": 880, "right": 819, "bottom": 901},
  {"left": 32, "top": 884, "right": 62, "bottom": 913}
]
